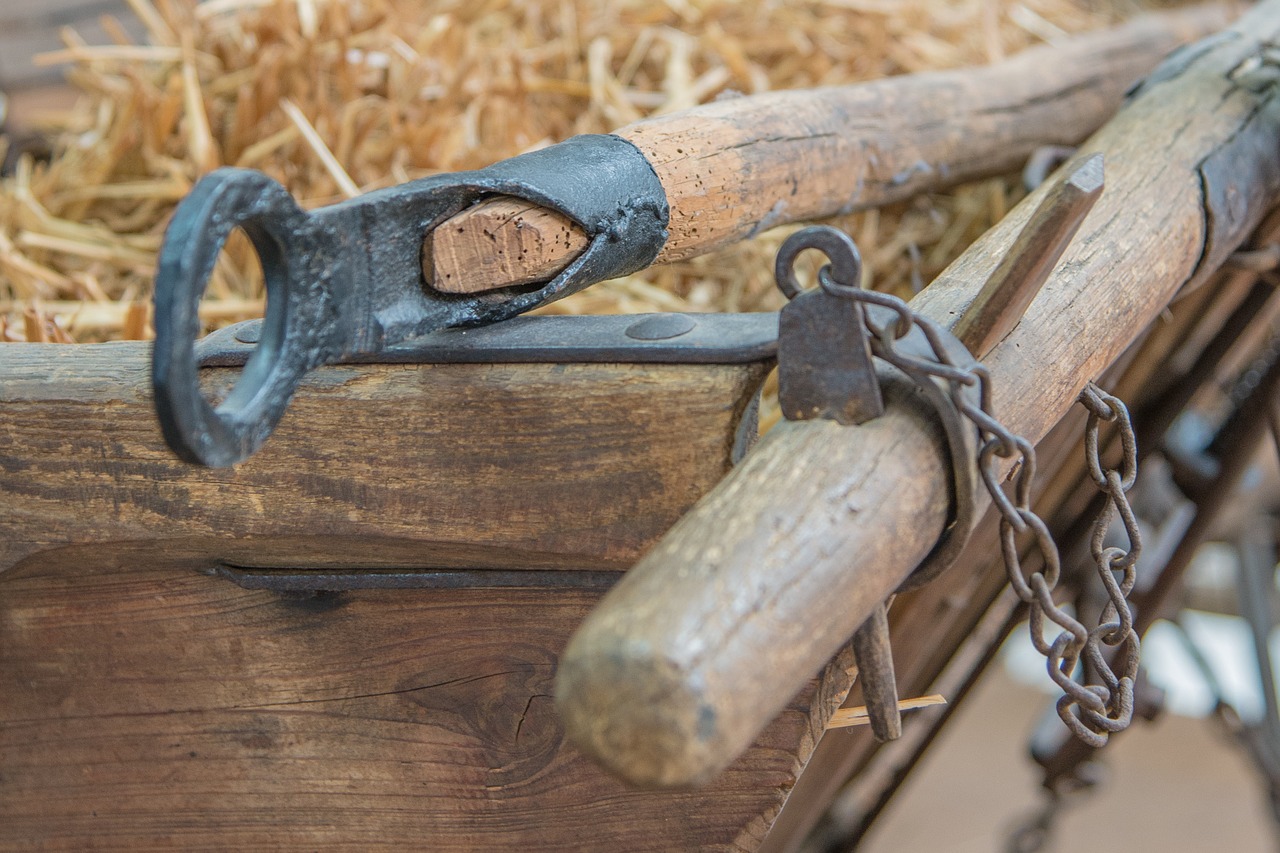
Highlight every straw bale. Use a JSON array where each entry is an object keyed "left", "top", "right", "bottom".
[{"left": 0, "top": 0, "right": 1171, "bottom": 348}]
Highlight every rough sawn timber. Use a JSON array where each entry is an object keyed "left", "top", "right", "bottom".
[
  {"left": 555, "top": 3, "right": 1280, "bottom": 790},
  {"left": 0, "top": 560, "right": 852, "bottom": 850}
]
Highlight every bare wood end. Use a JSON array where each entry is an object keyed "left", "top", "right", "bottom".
[{"left": 424, "top": 197, "right": 589, "bottom": 294}]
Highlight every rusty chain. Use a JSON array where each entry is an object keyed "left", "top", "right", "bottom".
[{"left": 820, "top": 266, "right": 1143, "bottom": 747}]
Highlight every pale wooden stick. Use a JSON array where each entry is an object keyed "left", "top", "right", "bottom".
[
  {"left": 50, "top": 181, "right": 190, "bottom": 204},
  {"left": 2, "top": 298, "right": 264, "bottom": 335},
  {"left": 126, "top": 0, "right": 178, "bottom": 45},
  {"left": 235, "top": 126, "right": 301, "bottom": 168},
  {"left": 34, "top": 46, "right": 184, "bottom": 66},
  {"left": 827, "top": 695, "right": 948, "bottom": 729},
  {"left": 121, "top": 302, "right": 149, "bottom": 340},
  {"left": 15, "top": 233, "right": 154, "bottom": 266},
  {"left": 23, "top": 308, "right": 48, "bottom": 343}
]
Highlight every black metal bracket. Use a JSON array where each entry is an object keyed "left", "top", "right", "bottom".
[
  {"left": 200, "top": 310, "right": 778, "bottom": 596},
  {"left": 154, "top": 134, "right": 670, "bottom": 468},
  {"left": 196, "top": 311, "right": 778, "bottom": 368},
  {"left": 213, "top": 565, "right": 625, "bottom": 595}
]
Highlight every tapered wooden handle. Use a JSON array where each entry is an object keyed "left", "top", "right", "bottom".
[
  {"left": 425, "top": 5, "right": 1228, "bottom": 294},
  {"left": 555, "top": 1, "right": 1280, "bottom": 789}
]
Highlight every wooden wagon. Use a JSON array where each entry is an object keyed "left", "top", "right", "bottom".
[{"left": 4, "top": 2, "right": 1280, "bottom": 849}]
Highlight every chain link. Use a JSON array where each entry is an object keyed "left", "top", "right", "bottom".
[{"left": 822, "top": 267, "right": 1144, "bottom": 747}]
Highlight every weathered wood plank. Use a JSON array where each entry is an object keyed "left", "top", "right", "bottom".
[
  {"left": 0, "top": 342, "right": 847, "bottom": 849},
  {"left": 1, "top": 344, "right": 767, "bottom": 575},
  {"left": 0, "top": 554, "right": 853, "bottom": 850}
]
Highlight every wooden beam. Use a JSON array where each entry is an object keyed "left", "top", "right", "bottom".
[{"left": 0, "top": 347, "right": 766, "bottom": 575}]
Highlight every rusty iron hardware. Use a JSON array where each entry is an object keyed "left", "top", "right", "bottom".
[
  {"left": 1024, "top": 330, "right": 1280, "bottom": 832},
  {"left": 1023, "top": 330, "right": 1280, "bottom": 853},
  {"left": 773, "top": 224, "right": 1142, "bottom": 748},
  {"left": 152, "top": 135, "right": 669, "bottom": 468},
  {"left": 850, "top": 601, "right": 903, "bottom": 741},
  {"left": 774, "top": 225, "right": 984, "bottom": 742},
  {"left": 775, "top": 228, "right": 883, "bottom": 424},
  {"left": 192, "top": 310, "right": 775, "bottom": 473}
]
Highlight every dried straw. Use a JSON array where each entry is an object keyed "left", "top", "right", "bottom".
[{"left": 0, "top": 0, "right": 1161, "bottom": 350}]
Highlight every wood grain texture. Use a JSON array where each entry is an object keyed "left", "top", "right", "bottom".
[
  {"left": 556, "top": 4, "right": 1280, "bottom": 790},
  {"left": 0, "top": 555, "right": 854, "bottom": 850},
  {"left": 0, "top": 345, "right": 848, "bottom": 849},
  {"left": 0, "top": 345, "right": 767, "bottom": 575},
  {"left": 427, "top": 198, "right": 591, "bottom": 292},
  {"left": 952, "top": 153, "right": 1104, "bottom": 357},
  {"left": 424, "top": 5, "right": 1228, "bottom": 293}
]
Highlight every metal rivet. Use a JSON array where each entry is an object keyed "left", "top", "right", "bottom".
[
  {"left": 625, "top": 313, "right": 697, "bottom": 341},
  {"left": 234, "top": 323, "right": 261, "bottom": 344}
]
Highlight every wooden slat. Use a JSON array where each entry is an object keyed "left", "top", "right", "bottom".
[
  {"left": 0, "top": 556, "right": 853, "bottom": 850},
  {"left": 0, "top": 344, "right": 767, "bottom": 574}
]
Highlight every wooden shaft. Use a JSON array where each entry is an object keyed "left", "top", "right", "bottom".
[
  {"left": 554, "top": 2, "right": 1280, "bottom": 789},
  {"left": 425, "top": 5, "right": 1228, "bottom": 294}
]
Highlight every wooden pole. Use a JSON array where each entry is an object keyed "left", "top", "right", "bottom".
[
  {"left": 553, "top": 3, "right": 1280, "bottom": 789},
  {"left": 424, "top": 5, "right": 1229, "bottom": 294}
]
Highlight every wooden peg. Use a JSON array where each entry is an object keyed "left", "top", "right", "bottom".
[
  {"left": 953, "top": 154, "right": 1105, "bottom": 359},
  {"left": 425, "top": 199, "right": 589, "bottom": 293},
  {"left": 850, "top": 601, "right": 902, "bottom": 742},
  {"left": 827, "top": 695, "right": 948, "bottom": 729}
]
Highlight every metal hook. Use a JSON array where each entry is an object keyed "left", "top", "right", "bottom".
[
  {"left": 774, "top": 226, "right": 883, "bottom": 424},
  {"left": 774, "top": 225, "right": 863, "bottom": 301}
]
